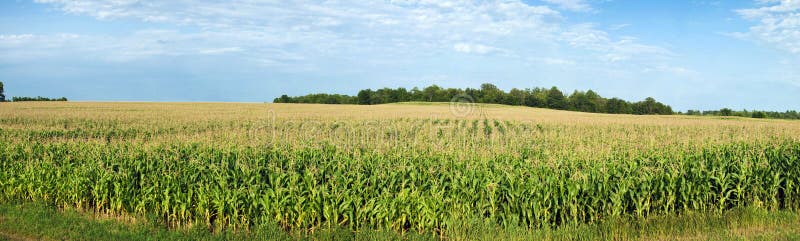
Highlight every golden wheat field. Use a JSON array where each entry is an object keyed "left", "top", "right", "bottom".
[{"left": 1, "top": 102, "right": 799, "bottom": 238}]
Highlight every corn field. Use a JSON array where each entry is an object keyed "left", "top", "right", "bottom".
[{"left": 1, "top": 102, "right": 799, "bottom": 235}]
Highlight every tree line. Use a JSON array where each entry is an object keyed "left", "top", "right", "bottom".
[
  {"left": 274, "top": 83, "right": 674, "bottom": 115},
  {"left": 0, "top": 81, "right": 67, "bottom": 102},
  {"left": 684, "top": 108, "right": 800, "bottom": 120},
  {"left": 11, "top": 96, "right": 68, "bottom": 102}
]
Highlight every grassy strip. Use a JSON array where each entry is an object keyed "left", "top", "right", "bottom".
[
  {"left": 0, "top": 202, "right": 430, "bottom": 241},
  {"left": 1, "top": 202, "right": 798, "bottom": 240}
]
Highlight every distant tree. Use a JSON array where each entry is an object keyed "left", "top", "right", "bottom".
[
  {"left": 479, "top": 83, "right": 503, "bottom": 103},
  {"left": 422, "top": 85, "right": 443, "bottom": 102},
  {"left": 506, "top": 88, "right": 526, "bottom": 106},
  {"left": 751, "top": 111, "right": 766, "bottom": 119},
  {"left": 585, "top": 90, "right": 606, "bottom": 113},
  {"left": 464, "top": 88, "right": 481, "bottom": 102},
  {"left": 358, "top": 89, "right": 373, "bottom": 105},
  {"left": 0, "top": 81, "right": 5, "bottom": 102},
  {"left": 546, "top": 87, "right": 567, "bottom": 110},
  {"left": 739, "top": 109, "right": 750, "bottom": 118},
  {"left": 632, "top": 97, "right": 673, "bottom": 115},
  {"left": 372, "top": 88, "right": 392, "bottom": 104},
  {"left": 787, "top": 111, "right": 799, "bottom": 119},
  {"left": 633, "top": 97, "right": 655, "bottom": 115},
  {"left": 567, "top": 90, "right": 584, "bottom": 111},
  {"left": 719, "top": 108, "right": 733, "bottom": 116},
  {"left": 568, "top": 90, "right": 605, "bottom": 112},
  {"left": 274, "top": 94, "right": 293, "bottom": 103},
  {"left": 606, "top": 98, "right": 632, "bottom": 114},
  {"left": 531, "top": 87, "right": 549, "bottom": 108},
  {"left": 523, "top": 88, "right": 544, "bottom": 107},
  {"left": 12, "top": 96, "right": 67, "bottom": 102},
  {"left": 568, "top": 90, "right": 594, "bottom": 112},
  {"left": 270, "top": 83, "right": 699, "bottom": 116},
  {"left": 410, "top": 87, "right": 423, "bottom": 101},
  {"left": 394, "top": 87, "right": 410, "bottom": 102},
  {"left": 443, "top": 88, "right": 462, "bottom": 102}
]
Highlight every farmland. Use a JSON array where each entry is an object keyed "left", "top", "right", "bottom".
[{"left": 1, "top": 102, "right": 800, "bottom": 240}]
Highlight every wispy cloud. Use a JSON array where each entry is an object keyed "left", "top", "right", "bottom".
[
  {"left": 734, "top": 0, "right": 800, "bottom": 54},
  {"left": 541, "top": 0, "right": 594, "bottom": 12},
  {"left": 453, "top": 43, "right": 504, "bottom": 55},
  {"left": 561, "top": 24, "right": 674, "bottom": 62},
  {"left": 5, "top": 0, "right": 675, "bottom": 73}
]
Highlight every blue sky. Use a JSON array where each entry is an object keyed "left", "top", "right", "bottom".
[{"left": 1, "top": 0, "right": 799, "bottom": 111}]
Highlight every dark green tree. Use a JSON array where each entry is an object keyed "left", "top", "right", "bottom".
[
  {"left": 546, "top": 86, "right": 567, "bottom": 110},
  {"left": 271, "top": 83, "right": 689, "bottom": 116},
  {"left": 479, "top": 83, "right": 503, "bottom": 103},
  {"left": 394, "top": 87, "right": 410, "bottom": 102},
  {"left": 522, "top": 88, "right": 542, "bottom": 107},
  {"left": 506, "top": 88, "right": 526, "bottom": 106},
  {"left": 633, "top": 97, "right": 673, "bottom": 115},
  {"left": 585, "top": 90, "right": 605, "bottom": 113},
  {"left": 719, "top": 108, "right": 733, "bottom": 116},
  {"left": 358, "top": 89, "right": 373, "bottom": 105},
  {"left": 422, "top": 85, "right": 443, "bottom": 102},
  {"left": 0, "top": 81, "right": 5, "bottom": 102},
  {"left": 568, "top": 90, "right": 589, "bottom": 112},
  {"left": 410, "top": 87, "right": 423, "bottom": 101},
  {"left": 464, "top": 88, "right": 481, "bottom": 102},
  {"left": 606, "top": 98, "right": 632, "bottom": 114},
  {"left": 274, "top": 94, "right": 293, "bottom": 103}
]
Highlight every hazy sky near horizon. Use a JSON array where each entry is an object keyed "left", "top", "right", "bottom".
[{"left": 1, "top": 0, "right": 799, "bottom": 111}]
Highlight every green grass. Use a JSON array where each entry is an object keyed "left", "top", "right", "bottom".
[
  {"left": 0, "top": 202, "right": 433, "bottom": 241},
  {"left": 1, "top": 202, "right": 798, "bottom": 241}
]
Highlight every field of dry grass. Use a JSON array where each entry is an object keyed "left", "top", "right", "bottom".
[{"left": 3, "top": 101, "right": 798, "bottom": 160}]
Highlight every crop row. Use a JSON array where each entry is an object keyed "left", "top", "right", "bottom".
[{"left": 1, "top": 141, "right": 798, "bottom": 234}]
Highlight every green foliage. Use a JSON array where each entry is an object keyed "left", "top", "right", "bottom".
[
  {"left": 358, "top": 89, "right": 373, "bottom": 105},
  {"left": 720, "top": 108, "right": 734, "bottom": 116},
  {"left": 276, "top": 95, "right": 292, "bottom": 103},
  {"left": 632, "top": 97, "right": 673, "bottom": 115},
  {"left": 12, "top": 96, "right": 68, "bottom": 102},
  {"left": 274, "top": 83, "right": 677, "bottom": 116},
  {"left": 0, "top": 81, "right": 5, "bottom": 102},
  {"left": 606, "top": 98, "right": 632, "bottom": 114},
  {"left": 478, "top": 83, "right": 503, "bottom": 103},
  {"left": 2, "top": 103, "right": 800, "bottom": 238},
  {"left": 567, "top": 90, "right": 605, "bottom": 113},
  {"left": 684, "top": 109, "right": 799, "bottom": 120},
  {"left": 1, "top": 141, "right": 799, "bottom": 234},
  {"left": 546, "top": 87, "right": 567, "bottom": 110},
  {"left": 273, "top": 93, "right": 355, "bottom": 104},
  {"left": 3, "top": 202, "right": 799, "bottom": 241}
]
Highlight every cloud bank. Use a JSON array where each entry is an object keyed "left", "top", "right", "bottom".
[
  {"left": 4, "top": 0, "right": 672, "bottom": 68},
  {"left": 736, "top": 0, "right": 800, "bottom": 53}
]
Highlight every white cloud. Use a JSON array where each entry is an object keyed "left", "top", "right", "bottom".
[
  {"left": 541, "top": 0, "right": 594, "bottom": 12},
  {"left": 199, "top": 47, "right": 243, "bottom": 55},
  {"left": 561, "top": 24, "right": 674, "bottom": 62},
  {"left": 642, "top": 65, "right": 695, "bottom": 75},
  {"left": 528, "top": 57, "right": 576, "bottom": 65},
  {"left": 453, "top": 43, "right": 502, "bottom": 54},
  {"left": 608, "top": 24, "right": 631, "bottom": 31},
  {"left": 735, "top": 0, "right": 800, "bottom": 54},
  {"left": 8, "top": 0, "right": 674, "bottom": 70}
]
